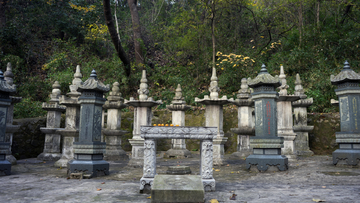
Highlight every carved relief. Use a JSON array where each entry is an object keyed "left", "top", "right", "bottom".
[
  {"left": 340, "top": 97, "right": 349, "bottom": 122},
  {"left": 0, "top": 107, "right": 7, "bottom": 142},
  {"left": 93, "top": 106, "right": 102, "bottom": 141},
  {"left": 201, "top": 140, "right": 213, "bottom": 179},
  {"left": 143, "top": 139, "right": 156, "bottom": 178}
]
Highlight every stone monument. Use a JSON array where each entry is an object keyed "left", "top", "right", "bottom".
[
  {"left": 245, "top": 64, "right": 288, "bottom": 172},
  {"left": 124, "top": 70, "right": 162, "bottom": 167},
  {"left": 54, "top": 65, "right": 82, "bottom": 168},
  {"left": 229, "top": 78, "right": 255, "bottom": 157},
  {"left": 38, "top": 81, "right": 66, "bottom": 161},
  {"left": 0, "top": 70, "right": 17, "bottom": 175},
  {"left": 277, "top": 66, "right": 300, "bottom": 160},
  {"left": 4, "top": 63, "right": 21, "bottom": 165},
  {"left": 164, "top": 84, "right": 192, "bottom": 158},
  {"left": 331, "top": 61, "right": 360, "bottom": 166},
  {"left": 102, "top": 82, "right": 128, "bottom": 160},
  {"left": 195, "top": 67, "right": 230, "bottom": 165},
  {"left": 68, "top": 69, "right": 110, "bottom": 177},
  {"left": 292, "top": 73, "right": 314, "bottom": 156}
]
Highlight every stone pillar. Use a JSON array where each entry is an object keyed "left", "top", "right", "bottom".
[
  {"left": 164, "top": 84, "right": 191, "bottom": 158},
  {"left": 4, "top": 63, "right": 21, "bottom": 165},
  {"left": 195, "top": 67, "right": 229, "bottom": 165},
  {"left": 331, "top": 61, "right": 360, "bottom": 166},
  {"left": 245, "top": 64, "right": 288, "bottom": 172},
  {"left": 292, "top": 73, "right": 314, "bottom": 156},
  {"left": 54, "top": 65, "right": 82, "bottom": 168},
  {"left": 125, "top": 70, "right": 162, "bottom": 167},
  {"left": 200, "top": 139, "right": 215, "bottom": 191},
  {"left": 277, "top": 66, "right": 300, "bottom": 160},
  {"left": 229, "top": 78, "right": 255, "bottom": 158},
  {"left": 68, "top": 69, "right": 110, "bottom": 177},
  {"left": 37, "top": 81, "right": 66, "bottom": 161},
  {"left": 102, "top": 82, "right": 128, "bottom": 160},
  {"left": 0, "top": 70, "right": 17, "bottom": 175}
]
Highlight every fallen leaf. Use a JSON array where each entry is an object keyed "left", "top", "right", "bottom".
[
  {"left": 209, "top": 199, "right": 219, "bottom": 203},
  {"left": 43, "top": 162, "right": 46, "bottom": 163},
  {"left": 322, "top": 186, "right": 326, "bottom": 188},
  {"left": 226, "top": 164, "right": 230, "bottom": 166},
  {"left": 230, "top": 194, "right": 237, "bottom": 200},
  {"left": 231, "top": 172, "right": 234, "bottom": 173},
  {"left": 147, "top": 196, "right": 151, "bottom": 199},
  {"left": 312, "top": 198, "right": 326, "bottom": 202},
  {"left": 101, "top": 182, "right": 105, "bottom": 184},
  {"left": 215, "top": 169, "right": 220, "bottom": 172},
  {"left": 97, "top": 188, "right": 102, "bottom": 191}
]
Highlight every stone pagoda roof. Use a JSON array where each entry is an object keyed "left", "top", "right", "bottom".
[
  {"left": 330, "top": 61, "right": 360, "bottom": 85},
  {"left": 247, "top": 64, "right": 281, "bottom": 88},
  {"left": 78, "top": 69, "right": 110, "bottom": 93}
]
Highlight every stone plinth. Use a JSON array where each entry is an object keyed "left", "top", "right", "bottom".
[
  {"left": 68, "top": 69, "right": 110, "bottom": 178},
  {"left": 102, "top": 82, "right": 128, "bottom": 161},
  {"left": 165, "top": 84, "right": 192, "bottom": 158},
  {"left": 166, "top": 166, "right": 191, "bottom": 175},
  {"left": 245, "top": 64, "right": 288, "bottom": 172},
  {"left": 125, "top": 70, "right": 162, "bottom": 167},
  {"left": 54, "top": 65, "right": 82, "bottom": 168},
  {"left": 292, "top": 73, "right": 314, "bottom": 156},
  {"left": 151, "top": 175, "right": 204, "bottom": 203},
  {"left": 195, "top": 67, "right": 230, "bottom": 166},
  {"left": 38, "top": 81, "right": 66, "bottom": 161},
  {"left": 0, "top": 70, "right": 17, "bottom": 175},
  {"left": 331, "top": 61, "right": 360, "bottom": 166},
  {"left": 229, "top": 78, "right": 255, "bottom": 158}
]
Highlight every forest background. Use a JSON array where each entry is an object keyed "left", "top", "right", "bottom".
[{"left": 0, "top": 0, "right": 359, "bottom": 119}]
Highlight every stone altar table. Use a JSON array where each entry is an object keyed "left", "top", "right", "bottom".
[{"left": 139, "top": 126, "right": 217, "bottom": 192}]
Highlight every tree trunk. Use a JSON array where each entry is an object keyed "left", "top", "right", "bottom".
[
  {"left": 211, "top": 1, "right": 216, "bottom": 69},
  {"left": 103, "top": 0, "right": 131, "bottom": 77},
  {"left": 298, "top": 1, "right": 303, "bottom": 47},
  {"left": 128, "top": 0, "right": 145, "bottom": 67},
  {"left": 316, "top": 0, "right": 320, "bottom": 29}
]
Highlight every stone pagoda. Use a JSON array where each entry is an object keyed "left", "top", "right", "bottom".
[
  {"left": 0, "top": 70, "right": 17, "bottom": 175},
  {"left": 102, "top": 82, "right": 128, "bottom": 160},
  {"left": 331, "top": 61, "right": 360, "bottom": 166},
  {"left": 292, "top": 73, "right": 314, "bottom": 156},
  {"left": 68, "top": 69, "right": 110, "bottom": 177},
  {"left": 38, "top": 81, "right": 66, "bottom": 161},
  {"left": 54, "top": 65, "right": 82, "bottom": 168},
  {"left": 195, "top": 67, "right": 230, "bottom": 165},
  {"left": 124, "top": 70, "right": 162, "bottom": 166},
  {"left": 164, "top": 84, "right": 192, "bottom": 158},
  {"left": 229, "top": 78, "right": 255, "bottom": 158},
  {"left": 277, "top": 66, "right": 300, "bottom": 160},
  {"left": 246, "top": 64, "right": 288, "bottom": 172},
  {"left": 4, "top": 63, "right": 21, "bottom": 165}
]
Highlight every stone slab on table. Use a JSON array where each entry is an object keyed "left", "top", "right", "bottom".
[{"left": 151, "top": 174, "right": 204, "bottom": 203}]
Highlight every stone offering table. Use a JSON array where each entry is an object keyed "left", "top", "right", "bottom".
[
  {"left": 331, "top": 61, "right": 360, "bottom": 166},
  {"left": 195, "top": 67, "right": 230, "bottom": 165},
  {"left": 245, "top": 64, "right": 288, "bottom": 172},
  {"left": 139, "top": 126, "right": 217, "bottom": 193},
  {"left": 125, "top": 70, "right": 162, "bottom": 167},
  {"left": 229, "top": 78, "right": 255, "bottom": 158}
]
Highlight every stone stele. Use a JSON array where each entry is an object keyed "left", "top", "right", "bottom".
[{"left": 151, "top": 174, "right": 204, "bottom": 203}]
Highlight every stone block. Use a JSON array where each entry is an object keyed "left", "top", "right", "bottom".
[
  {"left": 151, "top": 175, "right": 204, "bottom": 203},
  {"left": 166, "top": 166, "right": 191, "bottom": 175}
]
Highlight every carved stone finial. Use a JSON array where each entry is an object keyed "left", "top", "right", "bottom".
[
  {"left": 237, "top": 78, "right": 251, "bottom": 99},
  {"left": 294, "top": 73, "right": 305, "bottom": 97},
  {"left": 4, "top": 62, "right": 14, "bottom": 86},
  {"left": 138, "top": 69, "right": 149, "bottom": 101},
  {"left": 0, "top": 70, "right": 4, "bottom": 81},
  {"left": 90, "top": 69, "right": 97, "bottom": 79},
  {"left": 259, "top": 64, "right": 268, "bottom": 74},
  {"left": 278, "top": 66, "right": 288, "bottom": 96},
  {"left": 209, "top": 67, "right": 220, "bottom": 99},
  {"left": 174, "top": 84, "right": 183, "bottom": 100},
  {"left": 343, "top": 60, "right": 350, "bottom": 70},
  {"left": 110, "top": 82, "right": 121, "bottom": 97},
  {"left": 50, "top": 81, "right": 61, "bottom": 101},
  {"left": 69, "top": 65, "right": 83, "bottom": 94}
]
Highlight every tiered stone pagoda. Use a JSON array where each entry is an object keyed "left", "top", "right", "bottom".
[
  {"left": 38, "top": 81, "right": 66, "bottom": 161},
  {"left": 0, "top": 70, "right": 17, "bottom": 175},
  {"left": 55, "top": 65, "right": 82, "bottom": 168},
  {"left": 229, "top": 78, "right": 255, "bottom": 157},
  {"left": 246, "top": 64, "right": 288, "bottom": 172},
  {"left": 277, "top": 66, "right": 300, "bottom": 160},
  {"left": 331, "top": 61, "right": 360, "bottom": 166},
  {"left": 124, "top": 70, "right": 162, "bottom": 166},
  {"left": 195, "top": 67, "right": 230, "bottom": 165},
  {"left": 4, "top": 63, "right": 21, "bottom": 165},
  {"left": 102, "top": 82, "right": 128, "bottom": 160},
  {"left": 164, "top": 84, "right": 192, "bottom": 158},
  {"left": 68, "top": 69, "right": 110, "bottom": 177},
  {"left": 292, "top": 73, "right": 314, "bottom": 156}
]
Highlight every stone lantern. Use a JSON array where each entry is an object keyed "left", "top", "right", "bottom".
[
  {"left": 195, "top": 67, "right": 230, "bottom": 165},
  {"left": 68, "top": 69, "right": 110, "bottom": 177},
  {"left": 331, "top": 61, "right": 360, "bottom": 166},
  {"left": 246, "top": 64, "right": 288, "bottom": 172},
  {"left": 0, "top": 70, "right": 16, "bottom": 175}
]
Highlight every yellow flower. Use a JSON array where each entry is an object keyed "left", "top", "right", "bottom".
[
  {"left": 221, "top": 68, "right": 224, "bottom": 70},
  {"left": 252, "top": 46, "right": 255, "bottom": 49}
]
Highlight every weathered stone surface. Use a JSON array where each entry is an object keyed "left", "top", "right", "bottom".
[
  {"left": 151, "top": 175, "right": 204, "bottom": 203},
  {"left": 166, "top": 166, "right": 191, "bottom": 175}
]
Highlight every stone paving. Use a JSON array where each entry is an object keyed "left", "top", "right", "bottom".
[{"left": 1, "top": 154, "right": 360, "bottom": 203}]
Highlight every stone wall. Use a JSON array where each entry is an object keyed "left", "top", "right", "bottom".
[{"left": 11, "top": 109, "right": 340, "bottom": 159}]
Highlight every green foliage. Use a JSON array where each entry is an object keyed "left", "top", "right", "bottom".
[{"left": 13, "top": 98, "right": 46, "bottom": 119}]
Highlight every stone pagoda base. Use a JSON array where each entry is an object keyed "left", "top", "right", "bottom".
[
  {"left": 0, "top": 154, "right": 11, "bottom": 175},
  {"left": 246, "top": 154, "right": 288, "bottom": 172},
  {"left": 68, "top": 158, "right": 109, "bottom": 177},
  {"left": 213, "top": 137, "right": 228, "bottom": 166},
  {"left": 6, "top": 155, "right": 17, "bottom": 165},
  {"left": 333, "top": 148, "right": 360, "bottom": 166},
  {"left": 128, "top": 138, "right": 145, "bottom": 167}
]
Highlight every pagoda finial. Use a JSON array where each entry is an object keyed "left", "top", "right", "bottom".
[
  {"left": 174, "top": 84, "right": 183, "bottom": 100},
  {"left": 50, "top": 81, "right": 61, "bottom": 101},
  {"left": 4, "top": 62, "right": 14, "bottom": 86},
  {"left": 90, "top": 69, "right": 97, "bottom": 79},
  {"left": 138, "top": 69, "right": 149, "bottom": 101},
  {"left": 209, "top": 67, "right": 220, "bottom": 99},
  {"left": 278, "top": 66, "right": 288, "bottom": 96},
  {"left": 110, "top": 82, "right": 121, "bottom": 97},
  {"left": 343, "top": 60, "right": 350, "bottom": 70},
  {"left": 294, "top": 73, "right": 305, "bottom": 97},
  {"left": 259, "top": 64, "right": 268, "bottom": 74}
]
